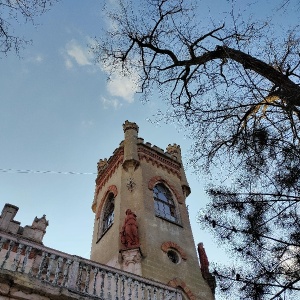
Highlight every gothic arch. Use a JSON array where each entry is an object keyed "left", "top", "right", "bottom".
[
  {"left": 168, "top": 278, "right": 196, "bottom": 300},
  {"left": 148, "top": 176, "right": 183, "bottom": 204},
  {"left": 96, "top": 185, "right": 118, "bottom": 220}
]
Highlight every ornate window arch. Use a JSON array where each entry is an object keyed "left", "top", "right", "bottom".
[
  {"left": 102, "top": 193, "right": 114, "bottom": 233},
  {"left": 153, "top": 182, "right": 179, "bottom": 223},
  {"left": 97, "top": 192, "right": 115, "bottom": 240}
]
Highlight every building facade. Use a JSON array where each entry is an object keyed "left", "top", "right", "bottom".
[{"left": 0, "top": 121, "right": 215, "bottom": 299}]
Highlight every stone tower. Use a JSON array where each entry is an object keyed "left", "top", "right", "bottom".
[{"left": 90, "top": 121, "right": 214, "bottom": 300}]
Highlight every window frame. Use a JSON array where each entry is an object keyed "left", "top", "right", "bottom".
[
  {"left": 153, "top": 182, "right": 180, "bottom": 224},
  {"left": 97, "top": 192, "right": 115, "bottom": 241}
]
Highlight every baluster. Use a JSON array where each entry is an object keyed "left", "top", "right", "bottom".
[
  {"left": 147, "top": 285, "right": 152, "bottom": 300},
  {"left": 21, "top": 245, "right": 32, "bottom": 273},
  {"left": 84, "top": 265, "right": 91, "bottom": 293},
  {"left": 141, "top": 283, "right": 146, "bottom": 300},
  {"left": 158, "top": 288, "right": 163, "bottom": 300},
  {"left": 99, "top": 270, "right": 105, "bottom": 299},
  {"left": 45, "top": 254, "right": 56, "bottom": 282},
  {"left": 176, "top": 290, "right": 182, "bottom": 300},
  {"left": 92, "top": 267, "right": 99, "bottom": 295},
  {"left": 127, "top": 277, "right": 133, "bottom": 300},
  {"left": 53, "top": 256, "right": 64, "bottom": 285},
  {"left": 165, "top": 290, "right": 173, "bottom": 300},
  {"left": 107, "top": 272, "right": 112, "bottom": 300},
  {"left": 1, "top": 239, "right": 14, "bottom": 269},
  {"left": 153, "top": 287, "right": 157, "bottom": 300},
  {"left": 114, "top": 273, "right": 119, "bottom": 300},
  {"left": 36, "top": 251, "right": 47, "bottom": 279},
  {"left": 11, "top": 243, "right": 23, "bottom": 271},
  {"left": 121, "top": 275, "right": 126, "bottom": 300},
  {"left": 134, "top": 280, "right": 139, "bottom": 299},
  {"left": 62, "top": 259, "right": 72, "bottom": 287},
  {"left": 76, "top": 263, "right": 83, "bottom": 292}
]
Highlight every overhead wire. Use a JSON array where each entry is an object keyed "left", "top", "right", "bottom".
[{"left": 0, "top": 168, "right": 97, "bottom": 175}]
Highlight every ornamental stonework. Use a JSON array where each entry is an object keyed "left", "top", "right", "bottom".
[
  {"left": 161, "top": 241, "right": 187, "bottom": 260},
  {"left": 138, "top": 146, "right": 181, "bottom": 178}
]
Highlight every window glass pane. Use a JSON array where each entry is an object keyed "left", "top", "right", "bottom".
[
  {"left": 153, "top": 183, "right": 178, "bottom": 223},
  {"left": 102, "top": 194, "right": 114, "bottom": 233}
]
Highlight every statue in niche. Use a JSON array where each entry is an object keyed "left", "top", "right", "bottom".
[{"left": 120, "top": 209, "right": 140, "bottom": 249}]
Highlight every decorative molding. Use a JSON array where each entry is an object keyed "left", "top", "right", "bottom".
[
  {"left": 93, "top": 148, "right": 123, "bottom": 209},
  {"left": 138, "top": 146, "right": 181, "bottom": 178},
  {"left": 161, "top": 241, "right": 187, "bottom": 261},
  {"left": 168, "top": 278, "right": 196, "bottom": 300},
  {"left": 120, "top": 248, "right": 142, "bottom": 276},
  {"left": 126, "top": 177, "right": 136, "bottom": 192},
  {"left": 96, "top": 185, "right": 118, "bottom": 220},
  {"left": 148, "top": 176, "right": 184, "bottom": 204}
]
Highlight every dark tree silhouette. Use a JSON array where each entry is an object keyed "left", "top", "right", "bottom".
[
  {"left": 0, "top": 0, "right": 58, "bottom": 55},
  {"left": 94, "top": 0, "right": 300, "bottom": 298}
]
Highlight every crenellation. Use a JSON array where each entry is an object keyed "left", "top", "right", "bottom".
[
  {"left": 0, "top": 203, "right": 48, "bottom": 244},
  {"left": 152, "top": 145, "right": 164, "bottom": 154},
  {"left": 0, "top": 204, "right": 20, "bottom": 235}
]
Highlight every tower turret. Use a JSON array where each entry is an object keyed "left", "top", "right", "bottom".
[
  {"left": 122, "top": 120, "right": 139, "bottom": 170},
  {"left": 90, "top": 122, "right": 214, "bottom": 300}
]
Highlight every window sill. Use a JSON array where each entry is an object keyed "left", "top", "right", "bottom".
[
  {"left": 155, "top": 215, "right": 183, "bottom": 227},
  {"left": 96, "top": 223, "right": 113, "bottom": 243}
]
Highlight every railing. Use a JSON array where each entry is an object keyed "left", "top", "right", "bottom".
[{"left": 0, "top": 232, "right": 182, "bottom": 300}]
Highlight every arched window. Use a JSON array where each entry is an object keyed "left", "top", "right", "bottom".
[
  {"left": 102, "top": 193, "right": 114, "bottom": 234},
  {"left": 153, "top": 183, "right": 178, "bottom": 223}
]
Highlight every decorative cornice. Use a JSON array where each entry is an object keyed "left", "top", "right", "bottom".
[
  {"left": 148, "top": 176, "right": 184, "bottom": 204},
  {"left": 138, "top": 145, "right": 181, "bottom": 178}
]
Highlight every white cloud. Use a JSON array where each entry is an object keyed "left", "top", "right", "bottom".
[
  {"left": 64, "top": 38, "right": 139, "bottom": 106},
  {"left": 65, "top": 40, "right": 92, "bottom": 67},
  {"left": 35, "top": 55, "right": 43, "bottom": 62},
  {"left": 26, "top": 54, "right": 44, "bottom": 64},
  {"left": 65, "top": 58, "right": 73, "bottom": 69},
  {"left": 101, "top": 96, "right": 122, "bottom": 109},
  {"left": 107, "top": 75, "right": 137, "bottom": 103},
  {"left": 100, "top": 60, "right": 139, "bottom": 104}
]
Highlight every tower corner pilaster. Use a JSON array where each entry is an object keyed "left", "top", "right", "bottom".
[{"left": 122, "top": 120, "right": 140, "bottom": 170}]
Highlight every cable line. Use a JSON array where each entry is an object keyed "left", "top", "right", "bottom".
[{"left": 0, "top": 168, "right": 96, "bottom": 175}]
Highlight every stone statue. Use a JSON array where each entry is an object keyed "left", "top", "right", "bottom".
[
  {"left": 120, "top": 209, "right": 140, "bottom": 249},
  {"left": 197, "top": 242, "right": 216, "bottom": 294},
  {"left": 198, "top": 242, "right": 209, "bottom": 279}
]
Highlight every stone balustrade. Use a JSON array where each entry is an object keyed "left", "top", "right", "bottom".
[{"left": 0, "top": 232, "right": 182, "bottom": 299}]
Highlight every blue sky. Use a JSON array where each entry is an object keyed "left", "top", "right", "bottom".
[{"left": 0, "top": 0, "right": 298, "bottom": 281}]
